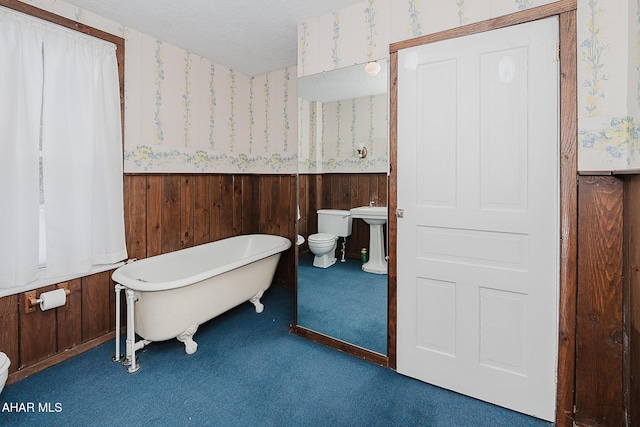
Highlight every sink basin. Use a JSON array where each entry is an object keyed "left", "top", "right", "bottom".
[{"left": 350, "top": 206, "right": 387, "bottom": 225}]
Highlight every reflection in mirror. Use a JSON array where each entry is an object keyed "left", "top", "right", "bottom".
[{"left": 296, "top": 60, "right": 389, "bottom": 356}]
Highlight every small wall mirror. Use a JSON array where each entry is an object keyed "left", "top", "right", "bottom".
[{"left": 294, "top": 60, "right": 389, "bottom": 358}]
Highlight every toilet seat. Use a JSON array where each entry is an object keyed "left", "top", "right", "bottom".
[
  {"left": 0, "top": 352, "right": 9, "bottom": 395},
  {"left": 308, "top": 233, "right": 338, "bottom": 268},
  {"left": 308, "top": 233, "right": 336, "bottom": 243},
  {"left": 0, "top": 353, "right": 8, "bottom": 371}
]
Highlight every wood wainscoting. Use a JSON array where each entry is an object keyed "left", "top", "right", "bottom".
[
  {"left": 0, "top": 271, "right": 116, "bottom": 385},
  {"left": 624, "top": 175, "right": 640, "bottom": 427},
  {"left": 576, "top": 176, "right": 624, "bottom": 426},
  {"left": 1, "top": 173, "right": 296, "bottom": 384},
  {"left": 7, "top": 171, "right": 637, "bottom": 425},
  {"left": 123, "top": 174, "right": 297, "bottom": 286},
  {"left": 298, "top": 173, "right": 387, "bottom": 260},
  {"left": 575, "top": 174, "right": 640, "bottom": 427}
]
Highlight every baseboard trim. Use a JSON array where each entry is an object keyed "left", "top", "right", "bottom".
[
  {"left": 7, "top": 331, "right": 117, "bottom": 385},
  {"left": 290, "top": 324, "right": 389, "bottom": 367}
]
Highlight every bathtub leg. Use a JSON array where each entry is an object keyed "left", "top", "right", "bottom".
[
  {"left": 112, "top": 284, "right": 125, "bottom": 362},
  {"left": 250, "top": 290, "right": 265, "bottom": 313},
  {"left": 177, "top": 325, "right": 199, "bottom": 354},
  {"left": 124, "top": 288, "right": 141, "bottom": 373}
]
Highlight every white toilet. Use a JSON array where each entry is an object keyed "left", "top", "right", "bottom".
[
  {"left": 0, "top": 352, "right": 10, "bottom": 395},
  {"left": 308, "top": 209, "right": 352, "bottom": 268}
]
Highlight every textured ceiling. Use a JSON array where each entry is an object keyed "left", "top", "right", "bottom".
[{"left": 61, "top": 0, "right": 365, "bottom": 76}]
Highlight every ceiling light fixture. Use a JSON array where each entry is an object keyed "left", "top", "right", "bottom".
[{"left": 365, "top": 61, "right": 381, "bottom": 77}]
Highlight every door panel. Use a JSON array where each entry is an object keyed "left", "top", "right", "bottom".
[{"left": 397, "top": 17, "right": 559, "bottom": 421}]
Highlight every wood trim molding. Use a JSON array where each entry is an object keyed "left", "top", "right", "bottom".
[
  {"left": 389, "top": 0, "right": 576, "bottom": 54},
  {"left": 0, "top": 0, "right": 124, "bottom": 47},
  {"left": 556, "top": 10, "right": 578, "bottom": 427},
  {"left": 578, "top": 169, "right": 640, "bottom": 176},
  {"left": 387, "top": 3, "right": 578, "bottom": 426},
  {"left": 387, "top": 52, "right": 398, "bottom": 369},
  {"left": 7, "top": 331, "right": 117, "bottom": 385},
  {"left": 290, "top": 325, "right": 389, "bottom": 367}
]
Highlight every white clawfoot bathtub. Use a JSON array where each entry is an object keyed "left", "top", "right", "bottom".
[{"left": 111, "top": 234, "right": 291, "bottom": 372}]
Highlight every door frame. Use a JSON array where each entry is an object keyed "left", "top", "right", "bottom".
[{"left": 387, "top": 2, "right": 577, "bottom": 426}]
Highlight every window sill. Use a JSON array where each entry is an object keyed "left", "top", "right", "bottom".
[{"left": 0, "top": 262, "right": 126, "bottom": 299}]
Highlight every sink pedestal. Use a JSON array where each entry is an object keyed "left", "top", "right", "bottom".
[
  {"left": 350, "top": 206, "right": 388, "bottom": 275},
  {"left": 363, "top": 224, "right": 387, "bottom": 274}
]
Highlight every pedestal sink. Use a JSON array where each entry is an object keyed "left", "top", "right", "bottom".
[{"left": 350, "top": 206, "right": 387, "bottom": 274}]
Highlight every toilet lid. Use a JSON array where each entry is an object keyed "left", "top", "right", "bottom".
[{"left": 309, "top": 233, "right": 336, "bottom": 242}]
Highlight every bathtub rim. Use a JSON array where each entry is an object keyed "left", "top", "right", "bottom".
[{"left": 112, "top": 234, "right": 291, "bottom": 292}]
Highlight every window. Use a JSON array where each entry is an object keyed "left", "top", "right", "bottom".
[{"left": 0, "top": 6, "right": 127, "bottom": 295}]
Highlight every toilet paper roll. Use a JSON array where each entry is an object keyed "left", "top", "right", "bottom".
[{"left": 39, "top": 288, "right": 67, "bottom": 311}]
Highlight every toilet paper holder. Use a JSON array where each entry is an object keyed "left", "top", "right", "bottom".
[{"left": 24, "top": 283, "right": 70, "bottom": 314}]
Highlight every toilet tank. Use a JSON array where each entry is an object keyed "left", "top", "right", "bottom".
[{"left": 317, "top": 209, "right": 352, "bottom": 237}]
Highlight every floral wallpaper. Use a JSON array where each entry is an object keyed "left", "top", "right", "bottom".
[
  {"left": 119, "top": 29, "right": 300, "bottom": 173},
  {"left": 123, "top": 56, "right": 297, "bottom": 173},
  {"left": 577, "top": 0, "right": 640, "bottom": 170},
  {"left": 23, "top": 0, "right": 298, "bottom": 174},
  {"left": 631, "top": 0, "right": 640, "bottom": 167},
  {"left": 364, "top": 0, "right": 378, "bottom": 61},
  {"left": 300, "top": 0, "right": 640, "bottom": 172},
  {"left": 299, "top": 94, "right": 388, "bottom": 174},
  {"left": 21, "top": 0, "right": 640, "bottom": 173},
  {"left": 636, "top": 0, "right": 640, "bottom": 109},
  {"left": 332, "top": 13, "right": 341, "bottom": 68},
  {"left": 581, "top": 0, "right": 608, "bottom": 118}
]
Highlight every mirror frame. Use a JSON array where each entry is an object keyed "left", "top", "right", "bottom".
[{"left": 291, "top": 61, "right": 391, "bottom": 367}]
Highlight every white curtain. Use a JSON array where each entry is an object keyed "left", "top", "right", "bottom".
[
  {"left": 42, "top": 28, "right": 127, "bottom": 277},
  {"left": 0, "top": 10, "right": 43, "bottom": 287},
  {"left": 0, "top": 8, "right": 127, "bottom": 287}
]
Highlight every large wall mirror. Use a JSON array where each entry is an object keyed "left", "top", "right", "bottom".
[{"left": 293, "top": 60, "right": 389, "bottom": 360}]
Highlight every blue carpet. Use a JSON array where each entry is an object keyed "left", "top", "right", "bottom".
[
  {"left": 297, "top": 254, "right": 387, "bottom": 354},
  {"left": 0, "top": 286, "right": 552, "bottom": 427}
]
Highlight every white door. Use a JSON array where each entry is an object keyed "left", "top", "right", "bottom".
[{"left": 397, "top": 17, "right": 559, "bottom": 421}]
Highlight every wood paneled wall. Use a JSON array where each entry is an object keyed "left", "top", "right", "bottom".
[
  {"left": 2, "top": 173, "right": 296, "bottom": 383},
  {"left": 298, "top": 173, "right": 387, "bottom": 259},
  {"left": 575, "top": 174, "right": 640, "bottom": 427},
  {"left": 1, "top": 271, "right": 116, "bottom": 381},
  {"left": 575, "top": 176, "right": 625, "bottom": 426},
  {"left": 124, "top": 174, "right": 296, "bottom": 286},
  {"left": 4, "top": 172, "right": 639, "bottom": 425},
  {"left": 624, "top": 175, "right": 640, "bottom": 427}
]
